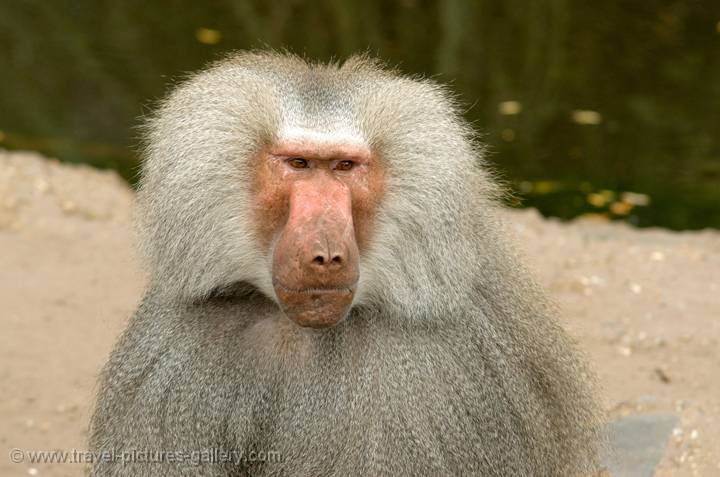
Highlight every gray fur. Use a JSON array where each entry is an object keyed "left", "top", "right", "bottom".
[{"left": 89, "top": 51, "right": 604, "bottom": 476}]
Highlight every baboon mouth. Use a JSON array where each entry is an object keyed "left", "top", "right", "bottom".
[
  {"left": 272, "top": 279, "right": 357, "bottom": 295},
  {"left": 272, "top": 278, "right": 356, "bottom": 328}
]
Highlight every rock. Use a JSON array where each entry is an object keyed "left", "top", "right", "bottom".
[{"left": 604, "top": 414, "right": 678, "bottom": 477}]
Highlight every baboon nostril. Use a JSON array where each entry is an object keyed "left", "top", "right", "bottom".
[{"left": 311, "top": 254, "right": 343, "bottom": 267}]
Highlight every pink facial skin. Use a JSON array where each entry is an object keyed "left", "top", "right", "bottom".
[{"left": 253, "top": 139, "right": 384, "bottom": 328}]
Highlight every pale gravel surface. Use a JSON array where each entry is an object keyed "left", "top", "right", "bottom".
[{"left": 1, "top": 150, "right": 718, "bottom": 476}]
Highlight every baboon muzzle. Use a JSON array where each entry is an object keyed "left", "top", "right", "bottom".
[{"left": 271, "top": 175, "right": 359, "bottom": 328}]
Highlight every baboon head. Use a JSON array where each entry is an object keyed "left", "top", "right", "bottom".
[{"left": 137, "top": 52, "right": 499, "bottom": 328}]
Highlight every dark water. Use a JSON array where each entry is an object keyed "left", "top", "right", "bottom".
[{"left": 1, "top": 1, "right": 719, "bottom": 230}]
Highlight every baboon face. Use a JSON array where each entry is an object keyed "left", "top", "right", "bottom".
[{"left": 253, "top": 133, "right": 385, "bottom": 328}]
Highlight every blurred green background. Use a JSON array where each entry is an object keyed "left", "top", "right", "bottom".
[{"left": 1, "top": 0, "right": 719, "bottom": 230}]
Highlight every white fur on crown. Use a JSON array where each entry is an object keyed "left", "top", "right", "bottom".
[{"left": 278, "top": 126, "right": 368, "bottom": 148}]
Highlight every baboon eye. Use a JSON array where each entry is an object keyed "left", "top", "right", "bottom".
[
  {"left": 335, "top": 160, "right": 354, "bottom": 171},
  {"left": 287, "top": 158, "right": 308, "bottom": 169}
]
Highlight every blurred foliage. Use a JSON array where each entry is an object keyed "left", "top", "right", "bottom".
[{"left": 0, "top": 0, "right": 719, "bottom": 230}]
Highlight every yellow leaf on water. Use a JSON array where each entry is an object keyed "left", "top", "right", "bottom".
[
  {"left": 518, "top": 181, "right": 533, "bottom": 193},
  {"left": 621, "top": 191, "right": 651, "bottom": 206},
  {"left": 571, "top": 110, "right": 602, "bottom": 125},
  {"left": 195, "top": 28, "right": 222, "bottom": 45},
  {"left": 498, "top": 101, "right": 522, "bottom": 115},
  {"left": 587, "top": 193, "right": 607, "bottom": 207},
  {"left": 610, "top": 201, "right": 633, "bottom": 215},
  {"left": 533, "top": 181, "right": 555, "bottom": 194},
  {"left": 600, "top": 189, "right": 616, "bottom": 202}
]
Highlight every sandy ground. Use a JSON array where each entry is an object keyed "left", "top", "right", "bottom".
[{"left": 1, "top": 150, "right": 718, "bottom": 477}]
